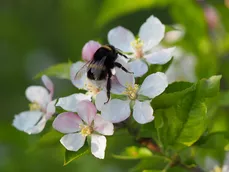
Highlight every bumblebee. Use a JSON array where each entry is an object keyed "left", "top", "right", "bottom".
[{"left": 75, "top": 45, "right": 133, "bottom": 103}]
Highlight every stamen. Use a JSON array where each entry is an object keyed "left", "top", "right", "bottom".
[
  {"left": 80, "top": 124, "right": 93, "bottom": 137},
  {"left": 86, "top": 80, "right": 100, "bottom": 95},
  {"left": 131, "top": 38, "right": 144, "bottom": 58},
  {"left": 123, "top": 84, "right": 139, "bottom": 100},
  {"left": 29, "top": 102, "right": 41, "bottom": 111},
  {"left": 211, "top": 167, "right": 222, "bottom": 172}
]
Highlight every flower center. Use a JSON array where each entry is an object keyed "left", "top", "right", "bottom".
[
  {"left": 86, "top": 79, "right": 101, "bottom": 96},
  {"left": 29, "top": 102, "right": 41, "bottom": 111},
  {"left": 131, "top": 38, "right": 144, "bottom": 58},
  {"left": 211, "top": 167, "right": 222, "bottom": 172},
  {"left": 123, "top": 84, "right": 139, "bottom": 100},
  {"left": 80, "top": 124, "right": 93, "bottom": 137}
]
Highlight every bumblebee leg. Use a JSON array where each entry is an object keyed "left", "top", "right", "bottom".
[
  {"left": 104, "top": 71, "right": 112, "bottom": 104},
  {"left": 114, "top": 62, "right": 134, "bottom": 74},
  {"left": 118, "top": 52, "right": 129, "bottom": 59}
]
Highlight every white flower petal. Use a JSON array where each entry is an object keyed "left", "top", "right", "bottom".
[
  {"left": 133, "top": 100, "right": 154, "bottom": 124},
  {"left": 56, "top": 93, "right": 91, "bottom": 112},
  {"left": 145, "top": 47, "right": 175, "bottom": 65},
  {"left": 60, "top": 133, "right": 86, "bottom": 152},
  {"left": 139, "top": 72, "right": 168, "bottom": 99},
  {"left": 223, "top": 153, "right": 229, "bottom": 172},
  {"left": 110, "top": 77, "right": 126, "bottom": 94},
  {"left": 139, "top": 15, "right": 165, "bottom": 51},
  {"left": 115, "top": 57, "right": 135, "bottom": 87},
  {"left": 108, "top": 26, "right": 135, "bottom": 52},
  {"left": 53, "top": 112, "right": 83, "bottom": 134},
  {"left": 25, "top": 86, "right": 50, "bottom": 109},
  {"left": 41, "top": 75, "right": 54, "bottom": 98},
  {"left": 129, "top": 59, "right": 148, "bottom": 77},
  {"left": 12, "top": 111, "right": 43, "bottom": 134},
  {"left": 76, "top": 100, "right": 96, "bottom": 125},
  {"left": 25, "top": 116, "right": 47, "bottom": 134},
  {"left": 101, "top": 99, "right": 130, "bottom": 123},
  {"left": 93, "top": 114, "right": 114, "bottom": 136},
  {"left": 46, "top": 99, "right": 56, "bottom": 119},
  {"left": 95, "top": 91, "right": 108, "bottom": 111},
  {"left": 91, "top": 134, "right": 106, "bottom": 159},
  {"left": 70, "top": 61, "right": 87, "bottom": 89}
]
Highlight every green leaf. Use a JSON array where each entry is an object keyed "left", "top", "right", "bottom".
[
  {"left": 154, "top": 75, "right": 221, "bottom": 150},
  {"left": 130, "top": 156, "right": 171, "bottom": 171},
  {"left": 151, "top": 82, "right": 195, "bottom": 109},
  {"left": 38, "top": 129, "right": 63, "bottom": 147},
  {"left": 64, "top": 144, "right": 89, "bottom": 166},
  {"left": 34, "top": 62, "right": 72, "bottom": 80},
  {"left": 196, "top": 75, "right": 222, "bottom": 98},
  {"left": 113, "top": 146, "right": 153, "bottom": 160},
  {"left": 96, "top": 0, "right": 156, "bottom": 27}
]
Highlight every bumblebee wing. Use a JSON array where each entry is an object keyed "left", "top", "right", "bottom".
[
  {"left": 74, "top": 61, "right": 90, "bottom": 80},
  {"left": 89, "top": 56, "right": 107, "bottom": 80}
]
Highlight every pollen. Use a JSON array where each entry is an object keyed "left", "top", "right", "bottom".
[
  {"left": 123, "top": 84, "right": 139, "bottom": 100},
  {"left": 211, "top": 166, "right": 222, "bottom": 172},
  {"left": 86, "top": 80, "right": 101, "bottom": 95},
  {"left": 131, "top": 38, "right": 144, "bottom": 58},
  {"left": 80, "top": 124, "right": 93, "bottom": 137},
  {"left": 29, "top": 102, "right": 41, "bottom": 111}
]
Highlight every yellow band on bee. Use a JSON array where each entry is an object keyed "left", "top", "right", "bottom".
[
  {"left": 89, "top": 64, "right": 106, "bottom": 70},
  {"left": 102, "top": 45, "right": 112, "bottom": 51}
]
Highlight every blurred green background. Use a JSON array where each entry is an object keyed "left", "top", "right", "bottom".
[{"left": 1, "top": 0, "right": 229, "bottom": 171}]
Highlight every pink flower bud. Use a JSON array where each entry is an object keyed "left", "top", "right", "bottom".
[
  {"left": 82, "top": 40, "right": 101, "bottom": 62},
  {"left": 204, "top": 5, "right": 219, "bottom": 30}
]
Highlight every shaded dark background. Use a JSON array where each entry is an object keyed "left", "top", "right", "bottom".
[{"left": 1, "top": 0, "right": 229, "bottom": 171}]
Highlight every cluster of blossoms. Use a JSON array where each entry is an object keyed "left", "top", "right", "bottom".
[{"left": 13, "top": 15, "right": 174, "bottom": 159}]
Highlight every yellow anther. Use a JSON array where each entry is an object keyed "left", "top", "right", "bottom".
[
  {"left": 123, "top": 84, "right": 139, "bottom": 100},
  {"left": 80, "top": 124, "right": 93, "bottom": 137},
  {"left": 86, "top": 80, "right": 101, "bottom": 95},
  {"left": 211, "top": 166, "right": 222, "bottom": 172},
  {"left": 131, "top": 38, "right": 144, "bottom": 58},
  {"left": 29, "top": 102, "right": 41, "bottom": 111}
]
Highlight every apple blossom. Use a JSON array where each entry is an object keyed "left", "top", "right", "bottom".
[
  {"left": 53, "top": 100, "right": 114, "bottom": 159},
  {"left": 12, "top": 75, "right": 56, "bottom": 134},
  {"left": 108, "top": 15, "right": 175, "bottom": 77},
  {"left": 70, "top": 40, "right": 134, "bottom": 105},
  {"left": 97, "top": 72, "right": 168, "bottom": 124}
]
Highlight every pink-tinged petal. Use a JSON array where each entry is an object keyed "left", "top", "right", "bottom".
[
  {"left": 115, "top": 57, "right": 135, "bottom": 87},
  {"left": 101, "top": 99, "right": 130, "bottom": 123},
  {"left": 70, "top": 61, "right": 87, "bottom": 89},
  {"left": 91, "top": 134, "right": 106, "bottom": 159},
  {"left": 12, "top": 111, "right": 43, "bottom": 134},
  {"left": 60, "top": 133, "right": 86, "bottom": 152},
  {"left": 145, "top": 47, "right": 175, "bottom": 65},
  {"left": 82, "top": 40, "right": 101, "bottom": 62},
  {"left": 139, "top": 72, "right": 168, "bottom": 99},
  {"left": 129, "top": 59, "right": 148, "bottom": 77},
  {"left": 139, "top": 15, "right": 165, "bottom": 52},
  {"left": 76, "top": 100, "right": 96, "bottom": 125},
  {"left": 25, "top": 116, "right": 47, "bottom": 134},
  {"left": 53, "top": 112, "right": 83, "bottom": 134},
  {"left": 56, "top": 93, "right": 91, "bottom": 112},
  {"left": 45, "top": 99, "right": 56, "bottom": 119},
  {"left": 95, "top": 91, "right": 107, "bottom": 111},
  {"left": 41, "top": 75, "right": 54, "bottom": 99},
  {"left": 25, "top": 86, "right": 50, "bottom": 109},
  {"left": 108, "top": 26, "right": 135, "bottom": 52},
  {"left": 93, "top": 114, "right": 114, "bottom": 136},
  {"left": 133, "top": 100, "right": 154, "bottom": 124}
]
